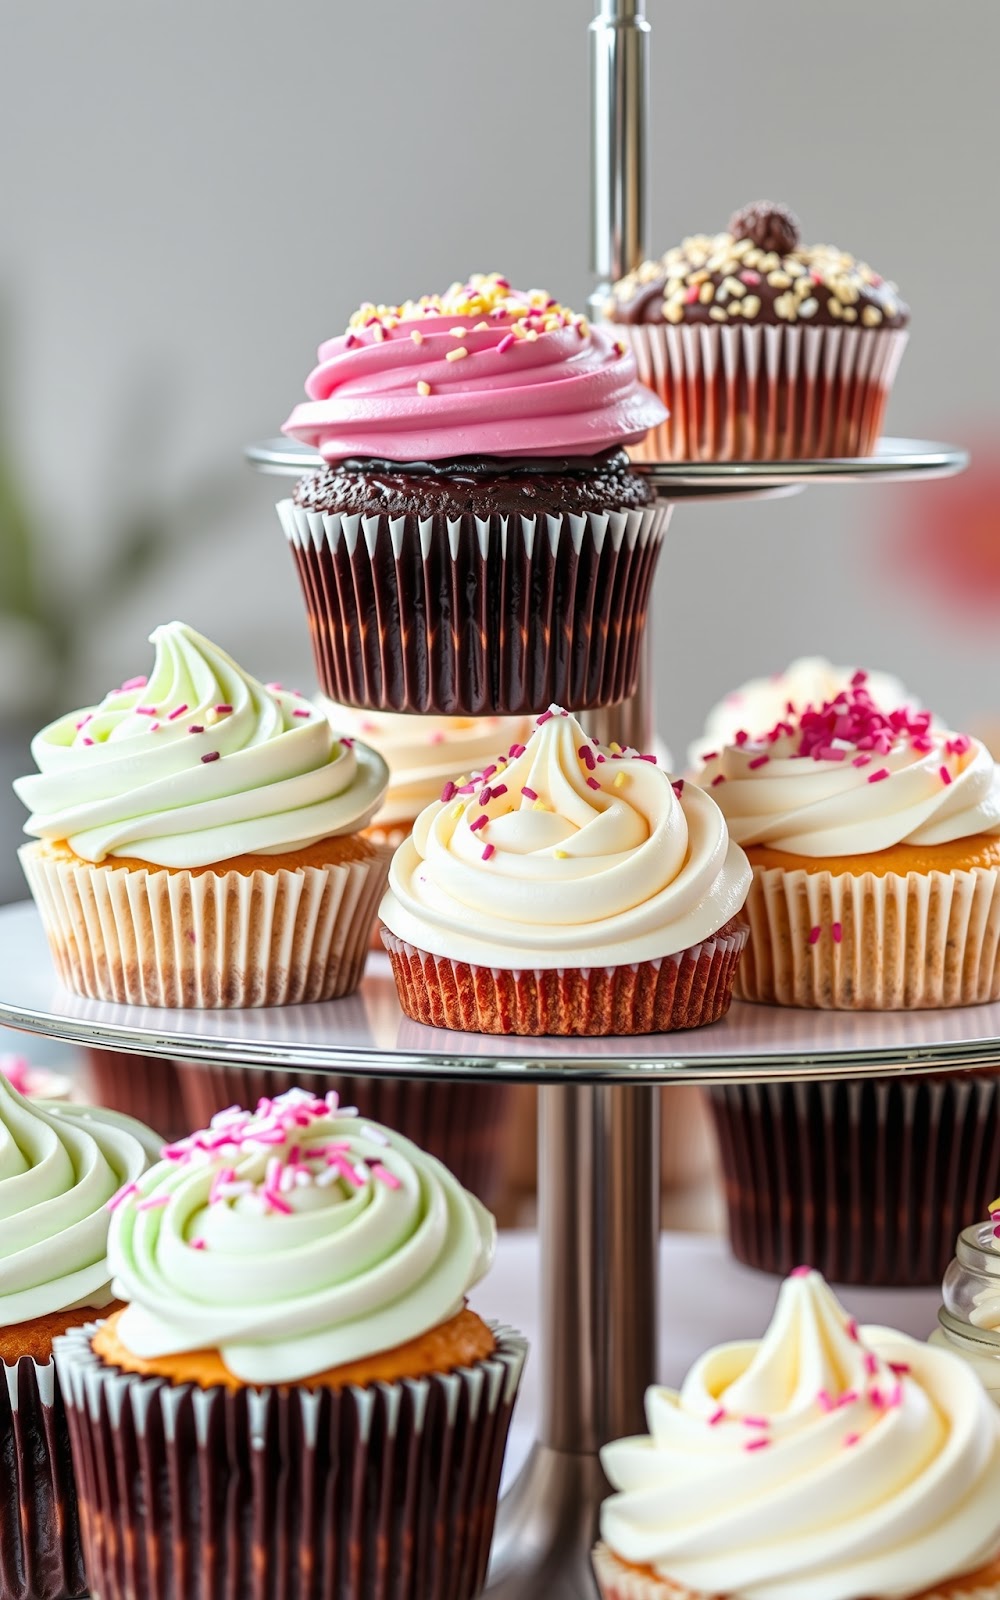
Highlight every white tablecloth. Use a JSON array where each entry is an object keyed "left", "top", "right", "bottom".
[{"left": 480, "top": 1231, "right": 942, "bottom": 1488}]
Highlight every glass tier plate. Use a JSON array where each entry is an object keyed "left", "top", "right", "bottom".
[
  {"left": 2, "top": 902, "right": 999, "bottom": 1085},
  {"left": 244, "top": 436, "right": 968, "bottom": 492}
]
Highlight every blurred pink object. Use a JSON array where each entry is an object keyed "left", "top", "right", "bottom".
[{"left": 0, "top": 1052, "right": 75, "bottom": 1101}]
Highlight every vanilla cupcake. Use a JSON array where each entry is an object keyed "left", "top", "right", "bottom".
[
  {"left": 595, "top": 1267, "right": 1000, "bottom": 1600},
  {"left": 380, "top": 707, "right": 750, "bottom": 1035},
  {"left": 0, "top": 1073, "right": 159, "bottom": 1600},
  {"left": 700, "top": 672, "right": 1000, "bottom": 1009},
  {"left": 688, "top": 656, "right": 919, "bottom": 769},
  {"left": 54, "top": 1088, "right": 525, "bottom": 1600},
  {"left": 14, "top": 621, "right": 390, "bottom": 1007}
]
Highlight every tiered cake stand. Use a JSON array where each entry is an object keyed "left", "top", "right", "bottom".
[
  {"left": 0, "top": 431, "right": 977, "bottom": 1600},
  {"left": 0, "top": 5, "right": 982, "bottom": 1595}
]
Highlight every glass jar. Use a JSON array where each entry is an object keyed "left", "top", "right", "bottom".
[{"left": 933, "top": 1221, "right": 1000, "bottom": 1401}]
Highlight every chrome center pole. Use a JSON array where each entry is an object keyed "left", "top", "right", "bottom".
[{"left": 486, "top": 1083, "right": 661, "bottom": 1599}]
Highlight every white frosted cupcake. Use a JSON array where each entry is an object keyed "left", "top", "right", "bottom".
[
  {"left": 380, "top": 707, "right": 750, "bottom": 1035},
  {"left": 688, "top": 656, "right": 918, "bottom": 769},
  {"left": 699, "top": 672, "right": 1000, "bottom": 1008},
  {"left": 595, "top": 1267, "right": 1000, "bottom": 1600},
  {"left": 14, "top": 622, "right": 390, "bottom": 1007}
]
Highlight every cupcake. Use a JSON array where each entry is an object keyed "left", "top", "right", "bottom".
[
  {"left": 14, "top": 621, "right": 390, "bottom": 1008},
  {"left": 699, "top": 672, "right": 1000, "bottom": 1009},
  {"left": 594, "top": 1267, "right": 1000, "bottom": 1600},
  {"left": 0, "top": 1072, "right": 158, "bottom": 1600},
  {"left": 279, "top": 272, "right": 668, "bottom": 715},
  {"left": 83, "top": 1049, "right": 188, "bottom": 1143},
  {"left": 54, "top": 1088, "right": 526, "bottom": 1600},
  {"left": 380, "top": 707, "right": 751, "bottom": 1035},
  {"left": 688, "top": 655, "right": 920, "bottom": 769},
  {"left": 0, "top": 1051, "right": 76, "bottom": 1102},
  {"left": 932, "top": 1206, "right": 1000, "bottom": 1404},
  {"left": 604, "top": 201, "right": 909, "bottom": 462}
]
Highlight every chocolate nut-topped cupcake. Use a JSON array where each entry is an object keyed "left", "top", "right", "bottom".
[
  {"left": 280, "top": 272, "right": 668, "bottom": 715},
  {"left": 605, "top": 202, "right": 909, "bottom": 461}
]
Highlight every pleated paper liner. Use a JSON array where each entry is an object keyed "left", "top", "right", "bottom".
[
  {"left": 709, "top": 1070, "right": 1000, "bottom": 1287},
  {"left": 83, "top": 1048, "right": 187, "bottom": 1142},
  {"left": 19, "top": 840, "right": 391, "bottom": 1009},
  {"left": 620, "top": 323, "right": 908, "bottom": 462},
  {"left": 382, "top": 919, "right": 748, "bottom": 1036},
  {"left": 592, "top": 1544, "right": 1000, "bottom": 1600},
  {"left": 56, "top": 1322, "right": 526, "bottom": 1600},
  {"left": 735, "top": 863, "right": 1000, "bottom": 1010},
  {"left": 365, "top": 823, "right": 411, "bottom": 950},
  {"left": 278, "top": 498, "right": 671, "bottom": 715},
  {"left": 177, "top": 1063, "right": 515, "bottom": 1209},
  {"left": 0, "top": 1357, "right": 87, "bottom": 1600}
]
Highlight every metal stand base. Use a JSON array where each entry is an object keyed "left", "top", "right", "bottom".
[{"left": 486, "top": 1082, "right": 661, "bottom": 1599}]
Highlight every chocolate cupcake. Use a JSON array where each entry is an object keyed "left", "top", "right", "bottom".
[
  {"left": 280, "top": 273, "right": 668, "bottom": 714},
  {"left": 55, "top": 1088, "right": 525, "bottom": 1600},
  {"left": 0, "top": 1073, "right": 159, "bottom": 1600},
  {"left": 605, "top": 201, "right": 909, "bottom": 461}
]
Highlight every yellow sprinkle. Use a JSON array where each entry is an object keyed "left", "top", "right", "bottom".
[
  {"left": 451, "top": 802, "right": 465, "bottom": 821},
  {"left": 410, "top": 329, "right": 425, "bottom": 345},
  {"left": 416, "top": 380, "right": 431, "bottom": 396},
  {"left": 533, "top": 799, "right": 549, "bottom": 811},
  {"left": 609, "top": 740, "right": 622, "bottom": 753},
  {"left": 473, "top": 320, "right": 490, "bottom": 331},
  {"left": 554, "top": 849, "right": 569, "bottom": 859},
  {"left": 204, "top": 707, "right": 220, "bottom": 726},
  {"left": 449, "top": 326, "right": 467, "bottom": 337},
  {"left": 372, "top": 324, "right": 386, "bottom": 342},
  {"left": 613, "top": 771, "right": 627, "bottom": 789},
  {"left": 525, "top": 329, "right": 539, "bottom": 342},
  {"left": 445, "top": 346, "right": 469, "bottom": 362},
  {"left": 989, "top": 1196, "right": 1000, "bottom": 1214}
]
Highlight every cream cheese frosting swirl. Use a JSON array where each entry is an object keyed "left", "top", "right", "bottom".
[
  {"left": 14, "top": 622, "right": 389, "bottom": 868},
  {"left": 282, "top": 272, "right": 666, "bottom": 463},
  {"left": 600, "top": 1269, "right": 1000, "bottom": 1600},
  {"left": 0, "top": 1073, "right": 159, "bottom": 1327},
  {"left": 701, "top": 674, "right": 1000, "bottom": 856},
  {"left": 688, "top": 657, "right": 918, "bottom": 769},
  {"left": 109, "top": 1088, "right": 495, "bottom": 1385},
  {"left": 318, "top": 699, "right": 533, "bottom": 830},
  {"left": 379, "top": 708, "right": 750, "bottom": 968}
]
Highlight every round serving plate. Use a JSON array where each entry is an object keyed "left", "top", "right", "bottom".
[
  {"left": 244, "top": 435, "right": 968, "bottom": 493},
  {"left": 3, "top": 901, "right": 999, "bottom": 1085}
]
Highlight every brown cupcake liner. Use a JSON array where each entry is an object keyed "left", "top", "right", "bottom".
[
  {"left": 736, "top": 863, "right": 1000, "bottom": 1010},
  {"left": 709, "top": 1068, "right": 1000, "bottom": 1286},
  {"left": 621, "top": 323, "right": 908, "bottom": 462},
  {"left": 592, "top": 1544, "right": 1000, "bottom": 1600},
  {"left": 381, "top": 919, "right": 748, "bottom": 1036},
  {"left": 83, "top": 1048, "right": 186, "bottom": 1143},
  {"left": 20, "top": 841, "right": 390, "bottom": 1009},
  {"left": 177, "top": 1063, "right": 515, "bottom": 1209},
  {"left": 0, "top": 1356, "right": 87, "bottom": 1600},
  {"left": 56, "top": 1321, "right": 526, "bottom": 1600},
  {"left": 278, "top": 498, "right": 671, "bottom": 714}
]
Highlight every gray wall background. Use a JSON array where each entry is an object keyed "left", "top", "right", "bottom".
[{"left": 0, "top": 0, "right": 997, "bottom": 898}]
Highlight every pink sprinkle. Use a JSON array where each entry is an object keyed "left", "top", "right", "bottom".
[
  {"left": 864, "top": 1351, "right": 878, "bottom": 1376},
  {"left": 137, "top": 1193, "right": 171, "bottom": 1212},
  {"left": 521, "top": 786, "right": 538, "bottom": 802},
  {"left": 482, "top": 842, "right": 496, "bottom": 861},
  {"left": 684, "top": 285, "right": 700, "bottom": 304},
  {"left": 107, "top": 1181, "right": 139, "bottom": 1212},
  {"left": 817, "top": 1389, "right": 835, "bottom": 1413},
  {"left": 888, "top": 1362, "right": 910, "bottom": 1376},
  {"left": 702, "top": 751, "right": 719, "bottom": 762},
  {"left": 869, "top": 1386, "right": 885, "bottom": 1409},
  {"left": 201, "top": 751, "right": 220, "bottom": 764},
  {"left": 744, "top": 1438, "right": 770, "bottom": 1453},
  {"left": 837, "top": 1389, "right": 859, "bottom": 1408},
  {"left": 708, "top": 1406, "right": 726, "bottom": 1426},
  {"left": 491, "top": 783, "right": 508, "bottom": 798},
  {"left": 743, "top": 1416, "right": 770, "bottom": 1430},
  {"left": 149, "top": 722, "right": 160, "bottom": 732},
  {"left": 867, "top": 768, "right": 891, "bottom": 784},
  {"left": 578, "top": 743, "right": 596, "bottom": 771},
  {"left": 496, "top": 332, "right": 515, "bottom": 353},
  {"left": 832, "top": 922, "right": 843, "bottom": 943},
  {"left": 508, "top": 743, "right": 526, "bottom": 759},
  {"left": 83, "top": 736, "right": 94, "bottom": 746},
  {"left": 168, "top": 704, "right": 189, "bottom": 721},
  {"left": 843, "top": 1433, "right": 861, "bottom": 1449},
  {"left": 846, "top": 1319, "right": 860, "bottom": 1343},
  {"left": 262, "top": 1188, "right": 293, "bottom": 1216},
  {"left": 809, "top": 925, "right": 822, "bottom": 946},
  {"left": 790, "top": 1265, "right": 813, "bottom": 1277},
  {"left": 135, "top": 706, "right": 156, "bottom": 717},
  {"left": 889, "top": 1381, "right": 904, "bottom": 1408},
  {"left": 711, "top": 774, "right": 726, "bottom": 787},
  {"left": 470, "top": 813, "right": 489, "bottom": 833},
  {"left": 441, "top": 781, "right": 456, "bottom": 803},
  {"left": 188, "top": 724, "right": 205, "bottom": 734},
  {"left": 215, "top": 704, "right": 233, "bottom": 715},
  {"left": 672, "top": 779, "right": 685, "bottom": 796},
  {"left": 586, "top": 776, "right": 601, "bottom": 790},
  {"left": 372, "top": 1162, "right": 401, "bottom": 1190},
  {"left": 740, "top": 269, "right": 761, "bottom": 285},
  {"left": 478, "top": 786, "right": 492, "bottom": 805},
  {"left": 75, "top": 713, "right": 93, "bottom": 730},
  {"left": 293, "top": 708, "right": 310, "bottom": 718},
  {"left": 946, "top": 734, "right": 972, "bottom": 756},
  {"left": 189, "top": 1238, "right": 207, "bottom": 1250},
  {"left": 940, "top": 765, "right": 953, "bottom": 786},
  {"left": 748, "top": 755, "right": 770, "bottom": 770},
  {"left": 121, "top": 675, "right": 147, "bottom": 691},
  {"left": 852, "top": 754, "right": 872, "bottom": 768},
  {"left": 537, "top": 710, "right": 554, "bottom": 726},
  {"left": 637, "top": 753, "right": 658, "bottom": 764}
]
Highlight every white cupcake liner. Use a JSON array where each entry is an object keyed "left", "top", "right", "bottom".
[
  {"left": 19, "top": 841, "right": 390, "bottom": 1009},
  {"left": 592, "top": 1543, "right": 1000, "bottom": 1600},
  {"left": 277, "top": 497, "right": 672, "bottom": 714},
  {"left": 621, "top": 323, "right": 909, "bottom": 462},
  {"left": 736, "top": 863, "right": 1000, "bottom": 1010},
  {"left": 1, "top": 1353, "right": 87, "bottom": 1599}
]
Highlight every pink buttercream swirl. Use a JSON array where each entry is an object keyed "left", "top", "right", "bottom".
[{"left": 282, "top": 274, "right": 666, "bottom": 464}]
